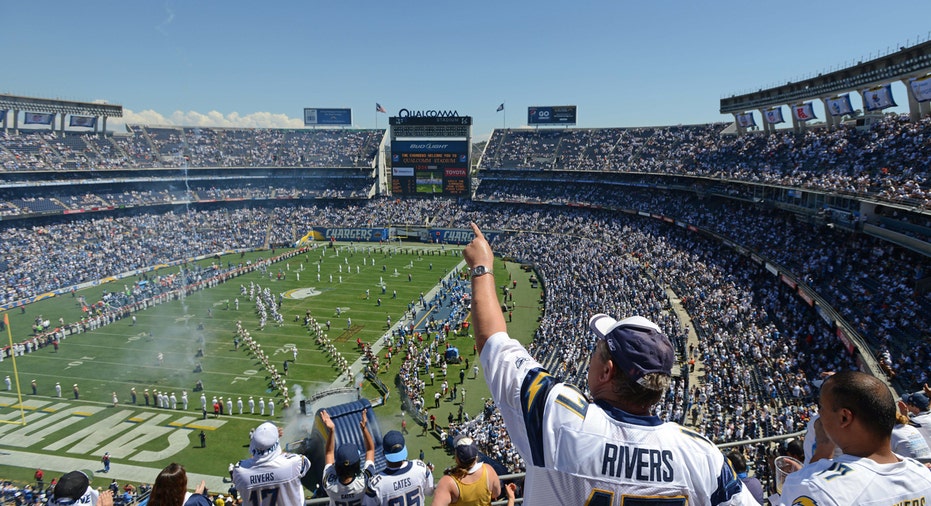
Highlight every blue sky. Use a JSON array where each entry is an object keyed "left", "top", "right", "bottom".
[{"left": 2, "top": 1, "right": 929, "bottom": 139}]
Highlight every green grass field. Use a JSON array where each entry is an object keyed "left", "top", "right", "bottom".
[{"left": 0, "top": 242, "right": 542, "bottom": 497}]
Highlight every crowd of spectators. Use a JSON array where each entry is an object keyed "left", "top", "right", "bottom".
[
  {"left": 3, "top": 113, "right": 931, "bottom": 477},
  {"left": 5, "top": 193, "right": 927, "bottom": 393},
  {"left": 0, "top": 176, "right": 375, "bottom": 218},
  {"left": 0, "top": 126, "right": 383, "bottom": 171},
  {"left": 0, "top": 477, "right": 145, "bottom": 505},
  {"left": 480, "top": 113, "right": 931, "bottom": 207},
  {"left": 474, "top": 180, "right": 931, "bottom": 389}
]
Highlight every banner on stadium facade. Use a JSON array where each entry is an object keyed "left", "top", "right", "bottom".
[
  {"left": 792, "top": 103, "right": 816, "bottom": 122},
  {"left": 764, "top": 107, "right": 784, "bottom": 124},
  {"left": 303, "top": 108, "right": 352, "bottom": 126},
  {"left": 306, "top": 227, "right": 389, "bottom": 242},
  {"left": 735, "top": 112, "right": 755, "bottom": 128},
  {"left": 527, "top": 105, "right": 577, "bottom": 125},
  {"left": 835, "top": 326, "right": 855, "bottom": 355},
  {"left": 0, "top": 110, "right": 5, "bottom": 122},
  {"left": 428, "top": 228, "right": 501, "bottom": 245},
  {"left": 24, "top": 112, "right": 54, "bottom": 125},
  {"left": 797, "top": 287, "right": 814, "bottom": 306},
  {"left": 863, "top": 84, "right": 896, "bottom": 111},
  {"left": 69, "top": 115, "right": 97, "bottom": 128},
  {"left": 908, "top": 75, "right": 931, "bottom": 103},
  {"left": 826, "top": 94, "right": 854, "bottom": 116}
]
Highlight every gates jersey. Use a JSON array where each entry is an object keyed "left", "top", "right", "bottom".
[
  {"left": 779, "top": 453, "right": 931, "bottom": 506},
  {"left": 480, "top": 331, "right": 758, "bottom": 506},
  {"left": 233, "top": 450, "right": 311, "bottom": 506},
  {"left": 323, "top": 460, "right": 375, "bottom": 506},
  {"left": 364, "top": 460, "right": 434, "bottom": 506}
]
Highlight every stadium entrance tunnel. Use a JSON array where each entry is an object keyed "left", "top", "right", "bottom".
[{"left": 286, "top": 398, "right": 387, "bottom": 497}]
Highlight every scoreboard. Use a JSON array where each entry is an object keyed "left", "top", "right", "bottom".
[
  {"left": 390, "top": 140, "right": 469, "bottom": 196},
  {"left": 388, "top": 112, "right": 471, "bottom": 197}
]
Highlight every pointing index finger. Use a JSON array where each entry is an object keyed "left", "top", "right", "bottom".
[{"left": 470, "top": 222, "right": 485, "bottom": 241}]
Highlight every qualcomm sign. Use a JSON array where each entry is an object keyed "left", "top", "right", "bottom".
[{"left": 397, "top": 109, "right": 460, "bottom": 118}]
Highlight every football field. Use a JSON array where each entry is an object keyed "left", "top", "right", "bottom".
[{"left": 0, "top": 242, "right": 542, "bottom": 495}]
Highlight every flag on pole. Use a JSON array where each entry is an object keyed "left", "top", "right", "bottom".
[
  {"left": 376, "top": 103, "right": 387, "bottom": 114},
  {"left": 496, "top": 103, "right": 505, "bottom": 112}
]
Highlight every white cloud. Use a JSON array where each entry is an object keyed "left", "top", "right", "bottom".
[{"left": 112, "top": 109, "right": 304, "bottom": 130}]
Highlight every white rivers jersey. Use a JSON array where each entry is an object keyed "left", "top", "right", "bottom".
[
  {"left": 233, "top": 450, "right": 311, "bottom": 506},
  {"left": 481, "top": 331, "right": 758, "bottom": 506},
  {"left": 779, "top": 453, "right": 931, "bottom": 506}
]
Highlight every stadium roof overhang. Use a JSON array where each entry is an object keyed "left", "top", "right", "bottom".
[
  {"left": 0, "top": 94, "right": 123, "bottom": 117},
  {"left": 720, "top": 40, "right": 931, "bottom": 114}
]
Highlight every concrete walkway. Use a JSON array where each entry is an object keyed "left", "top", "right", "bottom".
[{"left": 665, "top": 287, "right": 704, "bottom": 428}]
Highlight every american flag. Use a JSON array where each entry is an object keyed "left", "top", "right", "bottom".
[{"left": 376, "top": 103, "right": 387, "bottom": 114}]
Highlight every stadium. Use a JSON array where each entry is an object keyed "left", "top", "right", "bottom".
[{"left": 2, "top": 18, "right": 931, "bottom": 505}]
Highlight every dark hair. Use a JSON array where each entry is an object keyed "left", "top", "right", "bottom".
[
  {"left": 784, "top": 439, "right": 804, "bottom": 460},
  {"left": 598, "top": 340, "right": 669, "bottom": 407},
  {"left": 823, "top": 371, "right": 895, "bottom": 437},
  {"left": 726, "top": 451, "right": 748, "bottom": 474},
  {"left": 148, "top": 463, "right": 188, "bottom": 506}
]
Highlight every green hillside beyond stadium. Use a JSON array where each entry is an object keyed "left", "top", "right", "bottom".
[{"left": 0, "top": 243, "right": 542, "bottom": 499}]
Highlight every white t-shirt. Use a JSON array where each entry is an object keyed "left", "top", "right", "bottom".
[
  {"left": 911, "top": 411, "right": 931, "bottom": 448},
  {"left": 779, "top": 453, "right": 931, "bottom": 506},
  {"left": 480, "top": 331, "right": 758, "bottom": 506},
  {"left": 891, "top": 423, "right": 931, "bottom": 462}
]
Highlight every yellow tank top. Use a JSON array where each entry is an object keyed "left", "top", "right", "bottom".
[{"left": 454, "top": 465, "right": 492, "bottom": 506}]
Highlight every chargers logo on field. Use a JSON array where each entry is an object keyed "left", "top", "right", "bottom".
[
  {"left": 284, "top": 288, "right": 323, "bottom": 299},
  {"left": 791, "top": 497, "right": 818, "bottom": 506}
]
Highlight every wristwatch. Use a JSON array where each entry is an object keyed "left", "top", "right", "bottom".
[{"left": 470, "top": 265, "right": 492, "bottom": 279}]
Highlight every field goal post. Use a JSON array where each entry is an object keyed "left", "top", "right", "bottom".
[{"left": 1, "top": 314, "right": 28, "bottom": 426}]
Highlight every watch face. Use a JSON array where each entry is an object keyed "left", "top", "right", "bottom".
[{"left": 472, "top": 266, "right": 488, "bottom": 277}]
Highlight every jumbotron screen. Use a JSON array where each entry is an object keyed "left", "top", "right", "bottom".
[{"left": 390, "top": 140, "right": 470, "bottom": 196}]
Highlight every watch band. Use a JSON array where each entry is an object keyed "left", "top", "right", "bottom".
[{"left": 470, "top": 265, "right": 492, "bottom": 278}]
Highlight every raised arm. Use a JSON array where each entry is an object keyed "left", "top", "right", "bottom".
[
  {"left": 486, "top": 464, "right": 502, "bottom": 500},
  {"left": 462, "top": 222, "right": 507, "bottom": 355},
  {"left": 361, "top": 409, "right": 375, "bottom": 462},
  {"left": 504, "top": 483, "right": 517, "bottom": 506},
  {"left": 321, "top": 409, "right": 336, "bottom": 465},
  {"left": 430, "top": 474, "right": 457, "bottom": 506}
]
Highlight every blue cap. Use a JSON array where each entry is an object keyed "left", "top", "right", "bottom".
[
  {"left": 383, "top": 430, "right": 408, "bottom": 463},
  {"left": 335, "top": 443, "right": 361, "bottom": 476},
  {"left": 905, "top": 391, "right": 931, "bottom": 411},
  {"left": 590, "top": 314, "right": 674, "bottom": 385},
  {"left": 454, "top": 435, "right": 478, "bottom": 463}
]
